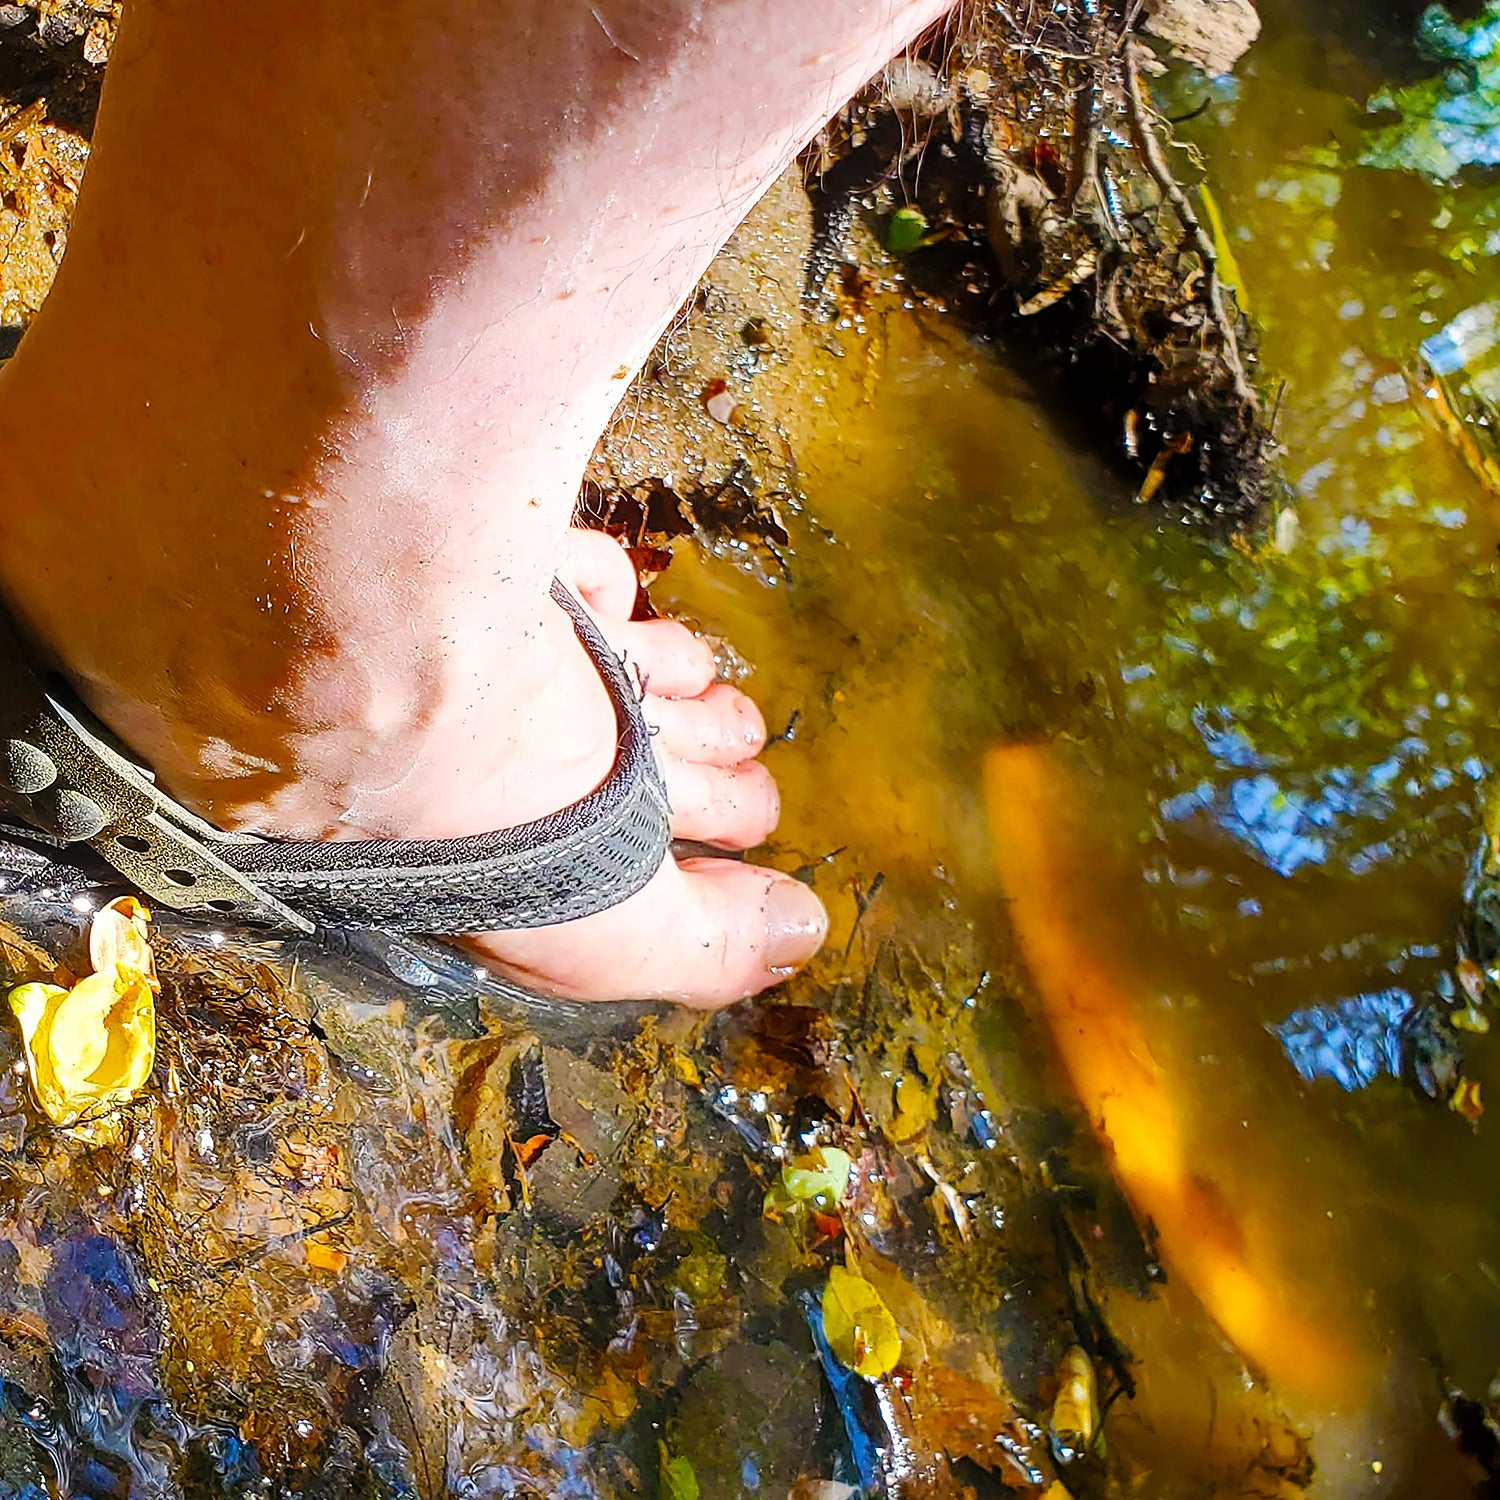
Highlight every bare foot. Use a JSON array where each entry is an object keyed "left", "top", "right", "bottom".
[
  {"left": 0, "top": 0, "right": 953, "bottom": 1005},
  {"left": 0, "top": 507, "right": 826, "bottom": 1004},
  {"left": 470, "top": 529, "right": 826, "bottom": 1005}
]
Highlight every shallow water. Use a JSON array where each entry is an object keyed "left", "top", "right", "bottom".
[{"left": 658, "top": 3, "right": 1500, "bottom": 1490}]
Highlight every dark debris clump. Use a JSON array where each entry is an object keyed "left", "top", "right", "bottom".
[{"left": 798, "top": 0, "right": 1272, "bottom": 525}]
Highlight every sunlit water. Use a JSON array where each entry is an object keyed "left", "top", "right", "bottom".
[{"left": 662, "top": 3, "right": 1500, "bottom": 1491}]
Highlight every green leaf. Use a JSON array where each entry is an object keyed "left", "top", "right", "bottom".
[
  {"left": 886, "top": 205, "right": 930, "bottom": 254},
  {"left": 762, "top": 1146, "right": 853, "bottom": 1217},
  {"left": 659, "top": 1448, "right": 700, "bottom": 1500},
  {"left": 780, "top": 1146, "right": 853, "bottom": 1203}
]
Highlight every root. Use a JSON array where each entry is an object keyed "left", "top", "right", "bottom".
[{"left": 1122, "top": 39, "right": 1257, "bottom": 412}]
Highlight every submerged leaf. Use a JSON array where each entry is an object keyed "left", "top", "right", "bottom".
[
  {"left": 7, "top": 898, "right": 157, "bottom": 1126},
  {"left": 764, "top": 1146, "right": 854, "bottom": 1217},
  {"left": 659, "top": 1447, "right": 700, "bottom": 1500},
  {"left": 303, "top": 1239, "right": 348, "bottom": 1275},
  {"left": 1049, "top": 1345, "right": 1098, "bottom": 1462},
  {"left": 1197, "top": 183, "right": 1251, "bottom": 317},
  {"left": 888, "top": 1074, "right": 938, "bottom": 1143},
  {"left": 886, "top": 205, "right": 930, "bottom": 254},
  {"left": 821, "top": 1265, "right": 902, "bottom": 1379},
  {"left": 673, "top": 1246, "right": 728, "bottom": 1302},
  {"left": 1452, "top": 1076, "right": 1484, "bottom": 1123},
  {"left": 1458, "top": 957, "right": 1491, "bottom": 1005},
  {"left": 906, "top": 1360, "right": 1033, "bottom": 1476}
]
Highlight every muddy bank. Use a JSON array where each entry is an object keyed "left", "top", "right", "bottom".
[{"left": 583, "top": 1, "right": 1275, "bottom": 537}]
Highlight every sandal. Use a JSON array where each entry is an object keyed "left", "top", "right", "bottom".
[{"left": 0, "top": 581, "right": 672, "bottom": 938}]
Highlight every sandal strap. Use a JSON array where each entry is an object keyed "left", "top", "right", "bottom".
[{"left": 0, "top": 581, "right": 671, "bottom": 934}]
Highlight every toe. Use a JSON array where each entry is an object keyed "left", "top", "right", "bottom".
[
  {"left": 663, "top": 757, "right": 780, "bottom": 847},
  {"left": 562, "top": 527, "right": 639, "bottom": 619},
  {"left": 647, "top": 683, "right": 766, "bottom": 765},
  {"left": 662, "top": 860, "right": 829, "bottom": 1004},
  {"left": 469, "top": 859, "right": 828, "bottom": 1006},
  {"left": 558, "top": 538, "right": 721, "bottom": 698},
  {"left": 618, "top": 618, "right": 717, "bottom": 698}
]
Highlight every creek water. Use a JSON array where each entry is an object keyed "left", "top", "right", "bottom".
[{"left": 658, "top": 1, "right": 1500, "bottom": 1492}]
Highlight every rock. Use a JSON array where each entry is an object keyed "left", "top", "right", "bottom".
[
  {"left": 309, "top": 996, "right": 413, "bottom": 1093},
  {"left": 587, "top": 169, "right": 818, "bottom": 544},
  {"left": 672, "top": 1342, "right": 821, "bottom": 1500},
  {"left": 0, "top": 1401, "right": 48, "bottom": 1495},
  {"left": 1142, "top": 0, "right": 1260, "bottom": 76},
  {"left": 524, "top": 1047, "right": 635, "bottom": 1231},
  {"left": 789, "top": 1483, "right": 858, "bottom": 1500},
  {"left": 452, "top": 1029, "right": 537, "bottom": 1218},
  {"left": 882, "top": 56, "right": 953, "bottom": 117}
]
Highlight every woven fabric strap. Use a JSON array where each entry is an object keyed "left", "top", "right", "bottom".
[{"left": 0, "top": 581, "right": 671, "bottom": 935}]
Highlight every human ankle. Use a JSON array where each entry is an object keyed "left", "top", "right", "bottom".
[{"left": 0, "top": 382, "right": 593, "bottom": 844}]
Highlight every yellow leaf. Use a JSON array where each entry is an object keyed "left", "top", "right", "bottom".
[
  {"left": 669, "top": 1052, "right": 703, "bottom": 1089},
  {"left": 764, "top": 1146, "right": 854, "bottom": 1217},
  {"left": 304, "top": 1239, "right": 348, "bottom": 1275},
  {"left": 845, "top": 1239, "right": 951, "bottom": 1368},
  {"left": 1453, "top": 1004, "right": 1491, "bottom": 1034},
  {"left": 1451, "top": 1077, "right": 1484, "bottom": 1125},
  {"left": 88, "top": 896, "right": 157, "bottom": 989},
  {"left": 7, "top": 899, "right": 157, "bottom": 1126},
  {"left": 1198, "top": 182, "right": 1251, "bottom": 318},
  {"left": 888, "top": 1074, "right": 937, "bottom": 1143},
  {"left": 1049, "top": 1345, "right": 1097, "bottom": 1459},
  {"left": 822, "top": 1265, "right": 901, "bottom": 1379}
]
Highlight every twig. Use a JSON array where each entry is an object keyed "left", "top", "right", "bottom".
[
  {"left": 1268, "top": 377, "right": 1288, "bottom": 438},
  {"left": 1065, "top": 68, "right": 1103, "bottom": 209},
  {"left": 0, "top": 100, "right": 44, "bottom": 165},
  {"left": 201, "top": 1209, "right": 354, "bottom": 1279},
  {"left": 1122, "top": 41, "right": 1257, "bottom": 412},
  {"left": 842, "top": 871, "right": 886, "bottom": 961},
  {"left": 1064, "top": 6, "right": 1107, "bottom": 210}
]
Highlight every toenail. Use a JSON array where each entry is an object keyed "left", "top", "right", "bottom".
[{"left": 764, "top": 878, "right": 826, "bottom": 971}]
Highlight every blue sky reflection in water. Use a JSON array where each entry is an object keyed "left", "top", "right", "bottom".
[{"left": 1155, "top": 707, "right": 1478, "bottom": 883}]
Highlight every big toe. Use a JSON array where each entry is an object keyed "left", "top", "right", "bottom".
[{"left": 470, "top": 859, "right": 828, "bottom": 1006}]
